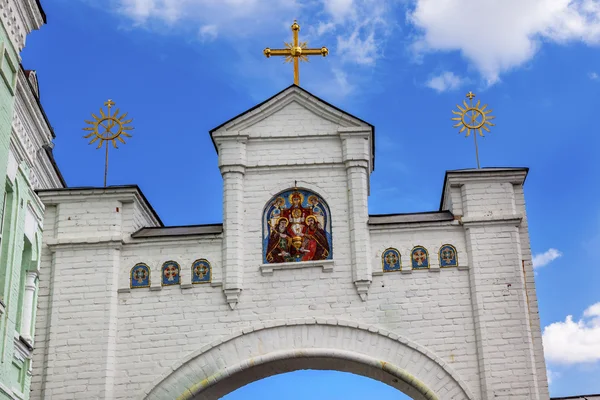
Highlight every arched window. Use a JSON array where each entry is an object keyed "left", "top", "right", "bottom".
[
  {"left": 161, "top": 261, "right": 180, "bottom": 286},
  {"left": 439, "top": 244, "right": 458, "bottom": 268},
  {"left": 263, "top": 188, "right": 332, "bottom": 264},
  {"left": 191, "top": 259, "right": 211, "bottom": 284},
  {"left": 382, "top": 248, "right": 401, "bottom": 272},
  {"left": 411, "top": 246, "right": 430, "bottom": 269},
  {"left": 130, "top": 263, "right": 150, "bottom": 289}
]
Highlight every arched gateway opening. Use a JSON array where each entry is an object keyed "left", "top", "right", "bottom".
[{"left": 142, "top": 321, "right": 476, "bottom": 400}]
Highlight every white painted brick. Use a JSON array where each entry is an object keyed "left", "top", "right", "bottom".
[{"left": 32, "top": 90, "right": 547, "bottom": 400}]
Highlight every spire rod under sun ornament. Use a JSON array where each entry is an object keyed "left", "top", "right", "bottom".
[
  {"left": 263, "top": 20, "right": 329, "bottom": 86},
  {"left": 451, "top": 91, "right": 496, "bottom": 169},
  {"left": 83, "top": 99, "right": 134, "bottom": 187}
]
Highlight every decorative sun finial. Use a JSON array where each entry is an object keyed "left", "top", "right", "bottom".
[
  {"left": 83, "top": 99, "right": 134, "bottom": 187},
  {"left": 451, "top": 92, "right": 496, "bottom": 169}
]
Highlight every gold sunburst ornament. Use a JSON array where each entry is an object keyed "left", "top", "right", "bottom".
[
  {"left": 83, "top": 99, "right": 134, "bottom": 187},
  {"left": 451, "top": 91, "right": 495, "bottom": 169}
]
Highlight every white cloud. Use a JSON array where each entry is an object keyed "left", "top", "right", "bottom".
[
  {"left": 116, "top": 0, "right": 297, "bottom": 28},
  {"left": 543, "top": 302, "right": 600, "bottom": 365},
  {"left": 532, "top": 248, "right": 562, "bottom": 269},
  {"left": 331, "top": 68, "right": 354, "bottom": 97},
  {"left": 425, "top": 71, "right": 464, "bottom": 92},
  {"left": 199, "top": 24, "right": 218, "bottom": 41},
  {"left": 337, "top": 30, "right": 380, "bottom": 65},
  {"left": 585, "top": 303, "right": 600, "bottom": 317},
  {"left": 108, "top": 0, "right": 394, "bottom": 98},
  {"left": 113, "top": 0, "right": 391, "bottom": 67},
  {"left": 546, "top": 368, "right": 559, "bottom": 385},
  {"left": 318, "top": 0, "right": 391, "bottom": 66},
  {"left": 408, "top": 0, "right": 600, "bottom": 84},
  {"left": 324, "top": 0, "right": 356, "bottom": 22},
  {"left": 590, "top": 71, "right": 600, "bottom": 80}
]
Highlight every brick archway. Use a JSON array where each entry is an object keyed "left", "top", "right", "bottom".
[{"left": 142, "top": 320, "right": 476, "bottom": 400}]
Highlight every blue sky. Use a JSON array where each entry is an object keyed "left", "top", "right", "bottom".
[{"left": 25, "top": 0, "right": 600, "bottom": 398}]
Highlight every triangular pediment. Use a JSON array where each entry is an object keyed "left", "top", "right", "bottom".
[{"left": 210, "top": 84, "right": 373, "bottom": 136}]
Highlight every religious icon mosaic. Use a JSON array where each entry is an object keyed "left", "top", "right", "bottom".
[
  {"left": 382, "top": 248, "right": 401, "bottom": 272},
  {"left": 130, "top": 263, "right": 150, "bottom": 289},
  {"left": 411, "top": 246, "right": 430, "bottom": 269},
  {"left": 439, "top": 244, "right": 458, "bottom": 268},
  {"left": 263, "top": 188, "right": 332, "bottom": 264},
  {"left": 192, "top": 259, "right": 211, "bottom": 284},
  {"left": 161, "top": 261, "right": 180, "bottom": 286}
]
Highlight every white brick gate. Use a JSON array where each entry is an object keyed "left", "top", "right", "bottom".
[{"left": 31, "top": 86, "right": 549, "bottom": 400}]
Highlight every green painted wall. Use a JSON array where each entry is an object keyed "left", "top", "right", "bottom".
[
  {"left": 0, "top": 19, "right": 39, "bottom": 400},
  {"left": 0, "top": 18, "right": 17, "bottom": 205},
  {"left": 0, "top": 163, "right": 43, "bottom": 400}
]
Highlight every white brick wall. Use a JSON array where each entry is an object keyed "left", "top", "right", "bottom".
[{"left": 32, "top": 88, "right": 548, "bottom": 400}]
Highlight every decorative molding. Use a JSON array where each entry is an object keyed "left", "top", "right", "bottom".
[
  {"left": 37, "top": 187, "right": 162, "bottom": 229},
  {"left": 259, "top": 259, "right": 334, "bottom": 276},
  {"left": 461, "top": 214, "right": 522, "bottom": 227},
  {"left": 144, "top": 319, "right": 477, "bottom": 400},
  {"left": 45, "top": 236, "right": 123, "bottom": 251},
  {"left": 212, "top": 88, "right": 367, "bottom": 134},
  {"left": 223, "top": 288, "right": 241, "bottom": 310},
  {"left": 369, "top": 220, "right": 460, "bottom": 232},
  {"left": 0, "top": 0, "right": 45, "bottom": 53},
  {"left": 13, "top": 336, "right": 32, "bottom": 362},
  {"left": 12, "top": 68, "right": 63, "bottom": 190},
  {"left": 0, "top": 381, "right": 21, "bottom": 400},
  {"left": 354, "top": 280, "right": 371, "bottom": 301}
]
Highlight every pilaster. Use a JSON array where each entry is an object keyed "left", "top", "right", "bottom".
[
  {"left": 34, "top": 188, "right": 150, "bottom": 399},
  {"left": 214, "top": 133, "right": 248, "bottom": 309},
  {"left": 442, "top": 168, "right": 547, "bottom": 399},
  {"left": 18, "top": 270, "right": 37, "bottom": 344},
  {"left": 340, "top": 128, "right": 372, "bottom": 301}
]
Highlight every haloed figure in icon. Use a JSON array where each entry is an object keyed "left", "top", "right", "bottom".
[
  {"left": 299, "top": 215, "right": 329, "bottom": 261},
  {"left": 266, "top": 217, "right": 292, "bottom": 263}
]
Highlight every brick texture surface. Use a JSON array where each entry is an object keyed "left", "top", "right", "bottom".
[{"left": 31, "top": 88, "right": 549, "bottom": 400}]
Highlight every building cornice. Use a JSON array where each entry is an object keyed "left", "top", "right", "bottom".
[
  {"left": 36, "top": 185, "right": 163, "bottom": 227},
  {"left": 440, "top": 167, "right": 529, "bottom": 211},
  {"left": 12, "top": 67, "right": 64, "bottom": 189},
  {"left": 0, "top": 0, "right": 45, "bottom": 54}
]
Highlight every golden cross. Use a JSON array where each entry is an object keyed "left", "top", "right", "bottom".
[{"left": 263, "top": 20, "right": 329, "bottom": 86}]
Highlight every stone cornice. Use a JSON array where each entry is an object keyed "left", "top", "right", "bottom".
[
  {"left": 212, "top": 87, "right": 367, "bottom": 135},
  {"left": 460, "top": 214, "right": 523, "bottom": 227},
  {"left": 36, "top": 186, "right": 163, "bottom": 228},
  {"left": 440, "top": 168, "right": 529, "bottom": 211},
  {"left": 369, "top": 219, "right": 460, "bottom": 232},
  {"left": 12, "top": 69, "right": 63, "bottom": 189},
  {"left": 123, "top": 235, "right": 222, "bottom": 247},
  {"left": 45, "top": 236, "right": 124, "bottom": 251},
  {"left": 16, "top": 69, "right": 53, "bottom": 147},
  {"left": 0, "top": 0, "right": 45, "bottom": 54},
  {"left": 444, "top": 168, "right": 528, "bottom": 187}
]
